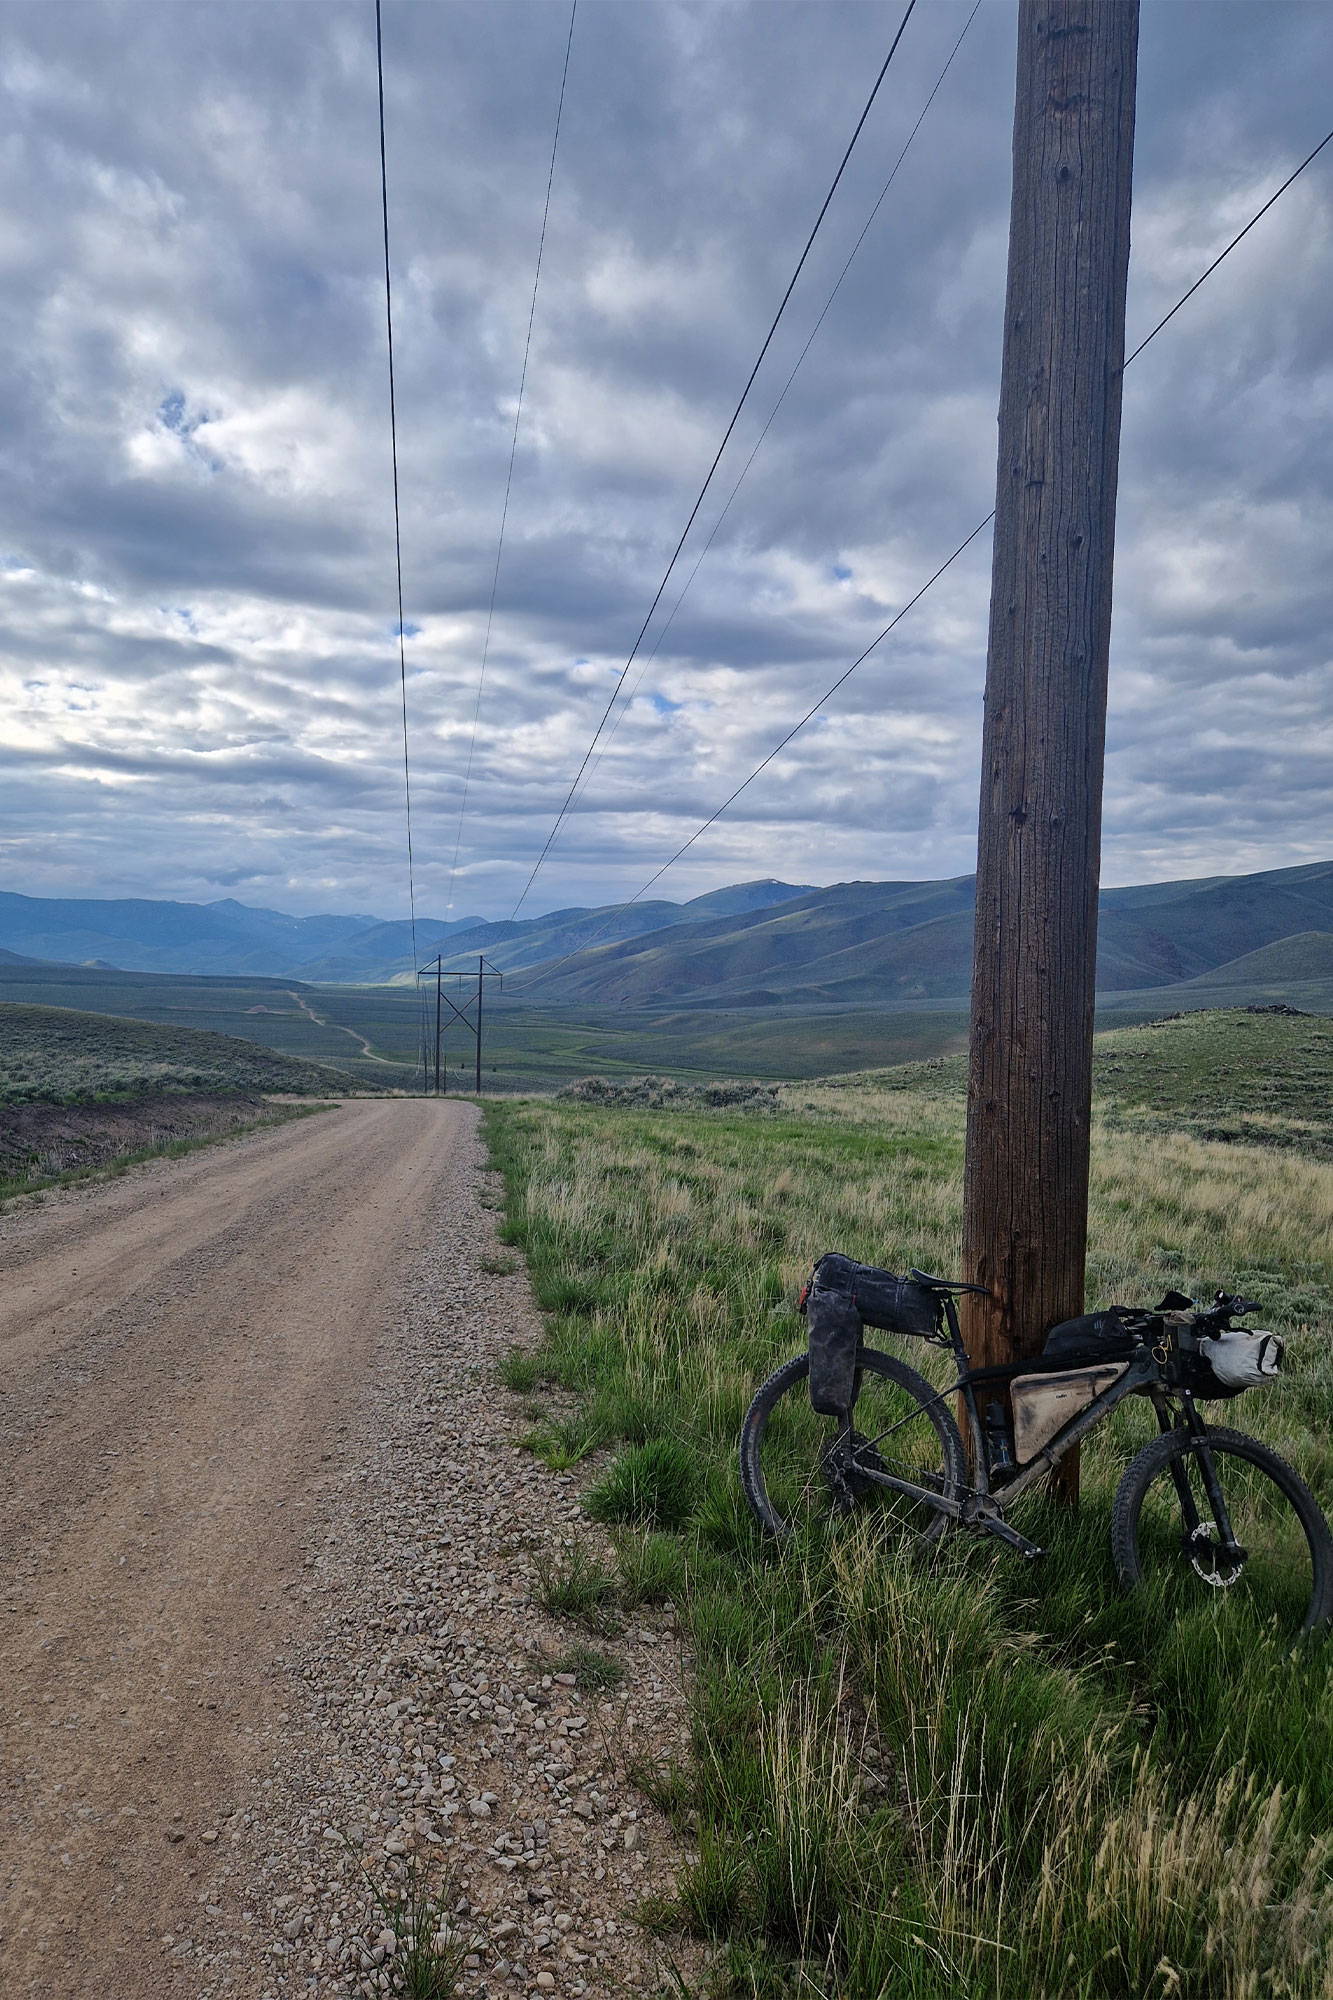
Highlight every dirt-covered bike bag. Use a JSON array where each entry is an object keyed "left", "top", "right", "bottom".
[{"left": 799, "top": 1253, "right": 940, "bottom": 1419}]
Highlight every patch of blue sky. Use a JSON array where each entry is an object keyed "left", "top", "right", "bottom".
[
  {"left": 832, "top": 564, "right": 852, "bottom": 582},
  {"left": 648, "top": 692, "right": 681, "bottom": 715}
]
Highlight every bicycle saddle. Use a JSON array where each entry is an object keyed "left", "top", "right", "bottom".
[{"left": 909, "top": 1269, "right": 990, "bottom": 1295}]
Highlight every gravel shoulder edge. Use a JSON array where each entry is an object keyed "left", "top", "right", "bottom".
[{"left": 188, "top": 1103, "right": 703, "bottom": 2000}]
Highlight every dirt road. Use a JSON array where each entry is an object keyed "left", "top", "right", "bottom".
[{"left": 0, "top": 1099, "right": 467, "bottom": 1996}]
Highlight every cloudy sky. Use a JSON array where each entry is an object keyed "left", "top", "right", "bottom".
[{"left": 2, "top": 0, "right": 1331, "bottom": 924}]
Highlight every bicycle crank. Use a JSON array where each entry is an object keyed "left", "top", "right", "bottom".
[{"left": 961, "top": 1495, "right": 1045, "bottom": 1560}]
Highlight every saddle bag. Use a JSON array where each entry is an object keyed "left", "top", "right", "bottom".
[{"left": 800, "top": 1252, "right": 940, "bottom": 1420}]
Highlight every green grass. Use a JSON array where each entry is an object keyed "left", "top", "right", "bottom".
[
  {"left": 484, "top": 1060, "right": 1333, "bottom": 1998},
  {"left": 0, "top": 957, "right": 976, "bottom": 1092},
  {"left": 829, "top": 1007, "right": 1333, "bottom": 1155},
  {"left": 0, "top": 1001, "right": 357, "bottom": 1104},
  {"left": 586, "top": 1438, "right": 701, "bottom": 1530},
  {"left": 348, "top": 1850, "right": 471, "bottom": 1998},
  {"left": 533, "top": 1546, "right": 623, "bottom": 1635},
  {"left": 550, "top": 1643, "right": 626, "bottom": 1694}
]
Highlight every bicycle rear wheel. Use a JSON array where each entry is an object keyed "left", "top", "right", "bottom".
[
  {"left": 739, "top": 1346, "right": 966, "bottom": 1541},
  {"left": 1111, "top": 1426, "right": 1333, "bottom": 1640}
]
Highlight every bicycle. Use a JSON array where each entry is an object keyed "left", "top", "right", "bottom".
[{"left": 739, "top": 1264, "right": 1333, "bottom": 1639}]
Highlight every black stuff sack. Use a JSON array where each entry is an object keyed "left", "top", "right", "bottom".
[
  {"left": 1041, "top": 1306, "right": 1153, "bottom": 1370},
  {"left": 804, "top": 1278, "right": 862, "bottom": 1419},
  {"left": 800, "top": 1253, "right": 941, "bottom": 1418},
  {"left": 801, "top": 1253, "right": 940, "bottom": 1339}
]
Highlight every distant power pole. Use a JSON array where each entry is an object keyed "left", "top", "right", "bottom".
[
  {"left": 435, "top": 955, "right": 444, "bottom": 1096},
  {"left": 961, "top": 0, "right": 1139, "bottom": 1502},
  {"left": 417, "top": 955, "right": 448, "bottom": 1096}
]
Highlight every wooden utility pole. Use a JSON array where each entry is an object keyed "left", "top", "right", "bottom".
[{"left": 961, "top": 0, "right": 1138, "bottom": 1502}]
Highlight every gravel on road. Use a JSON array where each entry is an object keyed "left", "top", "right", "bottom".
[
  {"left": 201, "top": 1103, "right": 698, "bottom": 2000},
  {"left": 1, "top": 1099, "right": 696, "bottom": 1999}
]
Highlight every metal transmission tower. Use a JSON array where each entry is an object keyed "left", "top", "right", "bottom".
[
  {"left": 961, "top": 0, "right": 1139, "bottom": 1504},
  {"left": 415, "top": 956, "right": 503, "bottom": 1096}
]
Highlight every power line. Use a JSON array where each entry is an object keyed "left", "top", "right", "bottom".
[
  {"left": 1123, "top": 122, "right": 1333, "bottom": 367},
  {"left": 575, "top": 0, "right": 982, "bottom": 806},
  {"left": 374, "top": 0, "right": 419, "bottom": 976},
  {"left": 504, "top": 119, "right": 1333, "bottom": 994},
  {"left": 507, "top": 0, "right": 921, "bottom": 922},
  {"left": 444, "top": 0, "right": 578, "bottom": 922}
]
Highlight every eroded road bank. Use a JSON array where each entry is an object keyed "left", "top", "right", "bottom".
[{"left": 0, "top": 1100, "right": 690, "bottom": 1998}]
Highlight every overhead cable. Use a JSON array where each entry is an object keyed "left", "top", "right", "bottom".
[
  {"left": 374, "top": 0, "right": 419, "bottom": 977},
  {"left": 507, "top": 0, "right": 921, "bottom": 921},
  {"left": 504, "top": 118, "right": 1333, "bottom": 994},
  {"left": 576, "top": 0, "right": 982, "bottom": 804},
  {"left": 444, "top": 0, "right": 578, "bottom": 922},
  {"left": 1124, "top": 122, "right": 1333, "bottom": 367}
]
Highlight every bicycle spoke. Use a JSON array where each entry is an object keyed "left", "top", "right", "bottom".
[
  {"left": 1131, "top": 1441, "right": 1316, "bottom": 1631},
  {"left": 757, "top": 1361, "right": 955, "bottom": 1537}
]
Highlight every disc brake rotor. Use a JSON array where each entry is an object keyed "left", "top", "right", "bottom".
[{"left": 1185, "top": 1519, "right": 1242, "bottom": 1587}]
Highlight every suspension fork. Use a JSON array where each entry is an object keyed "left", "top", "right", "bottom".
[
  {"left": 1155, "top": 1390, "right": 1243, "bottom": 1556},
  {"left": 1151, "top": 1388, "right": 1205, "bottom": 1535}
]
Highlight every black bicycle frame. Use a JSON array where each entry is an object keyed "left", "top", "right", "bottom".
[{"left": 850, "top": 1293, "right": 1218, "bottom": 1523}]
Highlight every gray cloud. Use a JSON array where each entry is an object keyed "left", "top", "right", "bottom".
[{"left": 1, "top": 0, "right": 1330, "bottom": 921}]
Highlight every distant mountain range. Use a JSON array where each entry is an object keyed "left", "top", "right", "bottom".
[
  {"left": 0, "top": 881, "right": 814, "bottom": 982},
  {"left": 507, "top": 860, "right": 1333, "bottom": 1010},
  {"left": 0, "top": 862, "right": 1330, "bottom": 1013}
]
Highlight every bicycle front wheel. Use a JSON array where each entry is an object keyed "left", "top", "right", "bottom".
[
  {"left": 740, "top": 1346, "right": 966, "bottom": 1541},
  {"left": 1112, "top": 1426, "right": 1333, "bottom": 1640}
]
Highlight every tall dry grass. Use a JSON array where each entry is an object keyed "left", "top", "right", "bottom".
[{"left": 485, "top": 1091, "right": 1333, "bottom": 1997}]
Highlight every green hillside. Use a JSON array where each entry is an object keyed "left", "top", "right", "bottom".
[
  {"left": 0, "top": 1003, "right": 358, "bottom": 1105},
  {"left": 828, "top": 1008, "right": 1333, "bottom": 1156},
  {"left": 519, "top": 861, "right": 1333, "bottom": 1011}
]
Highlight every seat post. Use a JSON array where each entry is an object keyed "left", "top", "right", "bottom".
[{"left": 942, "top": 1295, "right": 970, "bottom": 1371}]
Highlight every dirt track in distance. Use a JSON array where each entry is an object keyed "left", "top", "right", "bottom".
[{"left": 0, "top": 1098, "right": 467, "bottom": 1997}]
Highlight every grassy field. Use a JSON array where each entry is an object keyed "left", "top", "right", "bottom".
[
  {"left": 484, "top": 1023, "right": 1333, "bottom": 1997},
  {"left": 2, "top": 949, "right": 1325, "bottom": 1099},
  {"left": 0, "top": 1002, "right": 358, "bottom": 1104},
  {"left": 833, "top": 1007, "right": 1333, "bottom": 1157},
  {"left": 0, "top": 958, "right": 979, "bottom": 1090}
]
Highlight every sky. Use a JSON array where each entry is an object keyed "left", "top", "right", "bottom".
[{"left": 1, "top": 0, "right": 1331, "bottom": 924}]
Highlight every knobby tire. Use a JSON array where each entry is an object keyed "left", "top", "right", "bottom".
[
  {"left": 1111, "top": 1425, "right": 1333, "bottom": 1639},
  {"left": 739, "top": 1345, "right": 966, "bottom": 1541}
]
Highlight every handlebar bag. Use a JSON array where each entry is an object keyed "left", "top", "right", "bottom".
[
  {"left": 1191, "top": 1330, "right": 1283, "bottom": 1398},
  {"left": 1041, "top": 1306, "right": 1154, "bottom": 1369}
]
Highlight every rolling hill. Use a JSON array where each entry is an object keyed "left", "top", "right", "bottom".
[
  {"left": 827, "top": 1009, "right": 1333, "bottom": 1158},
  {"left": 0, "top": 1003, "right": 358, "bottom": 1105},
  {"left": 0, "top": 880, "right": 813, "bottom": 983},
  {"left": 0, "top": 891, "right": 388, "bottom": 978},
  {"left": 516, "top": 860, "right": 1333, "bottom": 1011}
]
